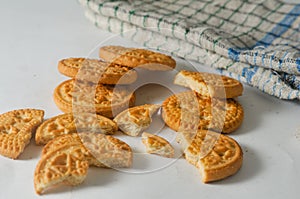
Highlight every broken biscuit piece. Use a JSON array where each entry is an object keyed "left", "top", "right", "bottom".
[
  {"left": 113, "top": 104, "right": 160, "bottom": 136},
  {"left": 0, "top": 109, "right": 44, "bottom": 159},
  {"left": 34, "top": 132, "right": 132, "bottom": 194},
  {"left": 142, "top": 132, "right": 174, "bottom": 158}
]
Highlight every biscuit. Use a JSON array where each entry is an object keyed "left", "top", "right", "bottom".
[
  {"left": 41, "top": 133, "right": 83, "bottom": 156},
  {"left": 0, "top": 109, "right": 44, "bottom": 159},
  {"left": 99, "top": 45, "right": 176, "bottom": 71},
  {"left": 162, "top": 91, "right": 243, "bottom": 134},
  {"left": 113, "top": 104, "right": 160, "bottom": 136},
  {"left": 175, "top": 131, "right": 197, "bottom": 152},
  {"left": 34, "top": 132, "right": 132, "bottom": 194},
  {"left": 58, "top": 58, "right": 137, "bottom": 85},
  {"left": 142, "top": 132, "right": 174, "bottom": 158},
  {"left": 35, "top": 112, "right": 118, "bottom": 145},
  {"left": 53, "top": 79, "right": 135, "bottom": 118},
  {"left": 41, "top": 133, "right": 132, "bottom": 168},
  {"left": 34, "top": 138, "right": 89, "bottom": 195},
  {"left": 174, "top": 70, "right": 243, "bottom": 98},
  {"left": 183, "top": 130, "right": 243, "bottom": 183},
  {"left": 79, "top": 132, "right": 133, "bottom": 168}
]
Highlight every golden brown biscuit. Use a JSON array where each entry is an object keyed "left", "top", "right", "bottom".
[
  {"left": 142, "top": 132, "right": 174, "bottom": 158},
  {"left": 34, "top": 140, "right": 89, "bottom": 195},
  {"left": 175, "top": 131, "right": 197, "bottom": 152},
  {"left": 79, "top": 132, "right": 133, "bottom": 168},
  {"left": 0, "top": 109, "right": 44, "bottom": 159},
  {"left": 41, "top": 133, "right": 132, "bottom": 168},
  {"left": 58, "top": 58, "right": 137, "bottom": 84},
  {"left": 113, "top": 104, "right": 160, "bottom": 136},
  {"left": 34, "top": 132, "right": 132, "bottom": 194},
  {"left": 41, "top": 133, "right": 107, "bottom": 168},
  {"left": 174, "top": 70, "right": 243, "bottom": 98},
  {"left": 183, "top": 130, "right": 243, "bottom": 183},
  {"left": 41, "top": 133, "right": 83, "bottom": 156},
  {"left": 162, "top": 91, "right": 243, "bottom": 134},
  {"left": 53, "top": 79, "right": 135, "bottom": 118},
  {"left": 99, "top": 45, "right": 176, "bottom": 71},
  {"left": 35, "top": 112, "right": 118, "bottom": 145}
]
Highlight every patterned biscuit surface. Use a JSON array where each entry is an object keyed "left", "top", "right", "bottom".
[
  {"left": 41, "top": 133, "right": 132, "bottom": 168},
  {"left": 34, "top": 132, "right": 132, "bottom": 194},
  {"left": 142, "top": 132, "right": 174, "bottom": 158},
  {"left": 162, "top": 91, "right": 243, "bottom": 134},
  {"left": 79, "top": 132, "right": 133, "bottom": 168},
  {"left": 34, "top": 141, "right": 89, "bottom": 195},
  {"left": 113, "top": 104, "right": 160, "bottom": 136},
  {"left": 35, "top": 112, "right": 117, "bottom": 145},
  {"left": 174, "top": 70, "right": 243, "bottom": 98},
  {"left": 53, "top": 79, "right": 135, "bottom": 118},
  {"left": 58, "top": 58, "right": 137, "bottom": 84},
  {"left": 0, "top": 109, "right": 44, "bottom": 159},
  {"left": 183, "top": 130, "right": 243, "bottom": 183},
  {"left": 41, "top": 133, "right": 83, "bottom": 156},
  {"left": 99, "top": 45, "right": 176, "bottom": 71}
]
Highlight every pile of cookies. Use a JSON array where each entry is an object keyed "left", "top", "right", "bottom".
[
  {"left": 0, "top": 45, "right": 245, "bottom": 195},
  {"left": 162, "top": 70, "right": 244, "bottom": 182}
]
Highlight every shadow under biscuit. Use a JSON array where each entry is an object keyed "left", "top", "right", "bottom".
[
  {"left": 212, "top": 144, "right": 262, "bottom": 185},
  {"left": 38, "top": 184, "right": 72, "bottom": 195},
  {"left": 83, "top": 167, "right": 119, "bottom": 187},
  {"left": 18, "top": 140, "right": 43, "bottom": 160}
]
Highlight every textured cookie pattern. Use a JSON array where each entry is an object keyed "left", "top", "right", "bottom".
[
  {"left": 34, "top": 132, "right": 132, "bottom": 194},
  {"left": 58, "top": 57, "right": 137, "bottom": 84},
  {"left": 34, "top": 141, "right": 89, "bottom": 195},
  {"left": 183, "top": 130, "right": 243, "bottom": 183},
  {"left": 53, "top": 79, "right": 135, "bottom": 118},
  {"left": 0, "top": 109, "right": 44, "bottom": 159},
  {"left": 142, "top": 132, "right": 174, "bottom": 158},
  {"left": 99, "top": 45, "right": 176, "bottom": 71},
  {"left": 79, "top": 132, "right": 133, "bottom": 168},
  {"left": 35, "top": 112, "right": 118, "bottom": 145},
  {"left": 113, "top": 104, "right": 160, "bottom": 136},
  {"left": 174, "top": 70, "right": 243, "bottom": 98},
  {"left": 162, "top": 91, "right": 243, "bottom": 134}
]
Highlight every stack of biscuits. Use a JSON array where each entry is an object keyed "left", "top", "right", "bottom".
[
  {"left": 34, "top": 46, "right": 177, "bottom": 194},
  {"left": 0, "top": 45, "right": 246, "bottom": 195},
  {"left": 54, "top": 57, "right": 136, "bottom": 118},
  {"left": 162, "top": 70, "right": 244, "bottom": 183}
]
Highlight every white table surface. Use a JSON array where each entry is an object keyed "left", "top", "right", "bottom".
[{"left": 0, "top": 0, "right": 300, "bottom": 198}]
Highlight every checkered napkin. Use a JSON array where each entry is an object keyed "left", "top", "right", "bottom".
[{"left": 78, "top": 0, "right": 300, "bottom": 100}]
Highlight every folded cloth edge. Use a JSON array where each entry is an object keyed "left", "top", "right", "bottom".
[{"left": 78, "top": 0, "right": 300, "bottom": 100}]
